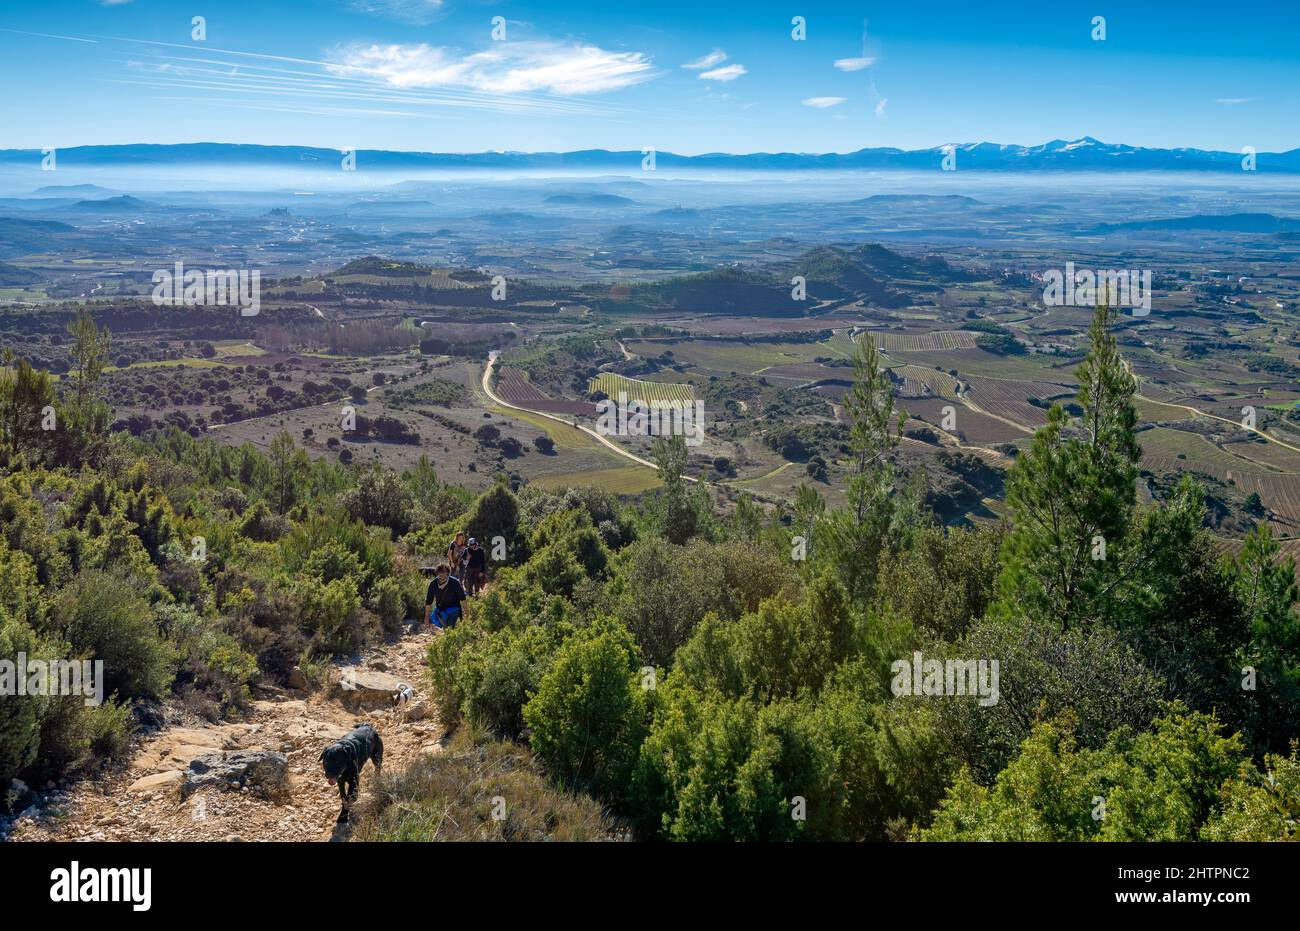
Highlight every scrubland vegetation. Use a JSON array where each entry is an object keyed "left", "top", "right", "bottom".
[{"left": 3, "top": 305, "right": 1296, "bottom": 841}]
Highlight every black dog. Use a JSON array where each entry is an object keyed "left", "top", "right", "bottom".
[{"left": 319, "top": 723, "right": 384, "bottom": 823}]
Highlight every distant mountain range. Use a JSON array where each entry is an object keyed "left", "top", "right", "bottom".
[{"left": 1, "top": 138, "right": 1298, "bottom": 173}]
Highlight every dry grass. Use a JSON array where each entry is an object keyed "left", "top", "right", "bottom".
[{"left": 350, "top": 727, "right": 627, "bottom": 842}]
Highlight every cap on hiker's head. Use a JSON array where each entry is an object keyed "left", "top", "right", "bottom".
[{"left": 468, "top": 537, "right": 477, "bottom": 545}]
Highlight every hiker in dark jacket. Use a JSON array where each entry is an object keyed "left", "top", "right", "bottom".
[
  {"left": 424, "top": 562, "right": 466, "bottom": 629},
  {"left": 464, "top": 537, "right": 488, "bottom": 596}
]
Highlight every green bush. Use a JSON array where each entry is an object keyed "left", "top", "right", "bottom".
[
  {"left": 1202, "top": 747, "right": 1300, "bottom": 841},
  {"left": 340, "top": 465, "right": 413, "bottom": 537},
  {"left": 297, "top": 575, "right": 370, "bottom": 658},
  {"left": 35, "top": 693, "right": 134, "bottom": 780},
  {"left": 609, "top": 537, "right": 736, "bottom": 666},
  {"left": 522, "top": 544, "right": 586, "bottom": 598},
  {"left": 630, "top": 680, "right": 807, "bottom": 841},
  {"left": 674, "top": 575, "right": 859, "bottom": 701},
  {"left": 921, "top": 706, "right": 1247, "bottom": 841},
  {"left": 523, "top": 620, "right": 647, "bottom": 797},
  {"left": 302, "top": 541, "right": 365, "bottom": 587},
  {"left": 428, "top": 614, "right": 567, "bottom": 738},
  {"left": 161, "top": 603, "right": 260, "bottom": 716},
  {"left": 0, "top": 614, "right": 46, "bottom": 787},
  {"left": 368, "top": 576, "right": 407, "bottom": 635},
  {"left": 940, "top": 613, "right": 1164, "bottom": 781},
  {"left": 464, "top": 482, "right": 520, "bottom": 557},
  {"left": 49, "top": 570, "right": 175, "bottom": 701}
]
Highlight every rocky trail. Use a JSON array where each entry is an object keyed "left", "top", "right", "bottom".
[{"left": 9, "top": 625, "right": 444, "bottom": 843}]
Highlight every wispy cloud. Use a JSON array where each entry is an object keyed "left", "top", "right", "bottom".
[
  {"left": 875, "top": 98, "right": 888, "bottom": 118},
  {"left": 682, "top": 49, "right": 727, "bottom": 70},
  {"left": 88, "top": 35, "right": 640, "bottom": 120},
  {"left": 0, "top": 28, "right": 98, "bottom": 43},
  {"left": 327, "top": 40, "right": 656, "bottom": 95},
  {"left": 1215, "top": 97, "right": 1253, "bottom": 105},
  {"left": 834, "top": 57, "right": 876, "bottom": 72},
  {"left": 347, "top": 0, "right": 446, "bottom": 25},
  {"left": 698, "top": 64, "right": 746, "bottom": 82},
  {"left": 803, "top": 96, "right": 845, "bottom": 108}
]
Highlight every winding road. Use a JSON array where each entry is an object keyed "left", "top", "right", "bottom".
[{"left": 482, "top": 352, "right": 697, "bottom": 482}]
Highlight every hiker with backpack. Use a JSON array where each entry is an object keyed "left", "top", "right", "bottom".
[
  {"left": 424, "top": 562, "right": 466, "bottom": 629},
  {"left": 464, "top": 536, "right": 488, "bottom": 596},
  {"left": 447, "top": 530, "right": 469, "bottom": 579}
]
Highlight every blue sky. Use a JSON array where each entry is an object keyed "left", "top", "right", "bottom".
[{"left": 1, "top": 0, "right": 1297, "bottom": 154}]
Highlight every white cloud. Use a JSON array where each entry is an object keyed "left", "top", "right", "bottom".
[
  {"left": 1215, "top": 97, "right": 1253, "bottom": 105},
  {"left": 875, "top": 98, "right": 888, "bottom": 117},
  {"left": 349, "top": 0, "right": 446, "bottom": 25},
  {"left": 328, "top": 40, "right": 656, "bottom": 95},
  {"left": 803, "top": 96, "right": 846, "bottom": 108},
  {"left": 834, "top": 56, "right": 876, "bottom": 72},
  {"left": 698, "top": 64, "right": 746, "bottom": 82},
  {"left": 683, "top": 49, "right": 727, "bottom": 70}
]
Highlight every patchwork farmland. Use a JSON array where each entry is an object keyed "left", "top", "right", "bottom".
[
  {"left": 869, "top": 330, "right": 980, "bottom": 352},
  {"left": 495, "top": 366, "right": 595, "bottom": 415},
  {"left": 589, "top": 372, "right": 695, "bottom": 404}
]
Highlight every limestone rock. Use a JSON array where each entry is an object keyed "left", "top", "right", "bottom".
[
  {"left": 336, "top": 668, "right": 402, "bottom": 712},
  {"left": 127, "top": 771, "right": 183, "bottom": 794},
  {"left": 180, "top": 750, "right": 289, "bottom": 799}
]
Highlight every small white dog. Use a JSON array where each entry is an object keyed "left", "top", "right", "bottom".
[{"left": 393, "top": 683, "right": 415, "bottom": 718}]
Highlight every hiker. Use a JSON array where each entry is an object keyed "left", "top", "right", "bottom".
[
  {"left": 424, "top": 562, "right": 466, "bottom": 630},
  {"left": 464, "top": 536, "right": 488, "bottom": 596},
  {"left": 447, "top": 530, "right": 469, "bottom": 578}
]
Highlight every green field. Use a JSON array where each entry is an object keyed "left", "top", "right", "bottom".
[
  {"left": 623, "top": 338, "right": 839, "bottom": 374},
  {"left": 904, "top": 347, "right": 1078, "bottom": 382},
  {"left": 531, "top": 465, "right": 661, "bottom": 494},
  {"left": 212, "top": 341, "right": 267, "bottom": 358},
  {"left": 589, "top": 372, "right": 695, "bottom": 404},
  {"left": 490, "top": 406, "right": 599, "bottom": 448},
  {"left": 96, "top": 358, "right": 231, "bottom": 376}
]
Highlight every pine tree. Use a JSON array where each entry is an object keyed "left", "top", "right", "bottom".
[
  {"left": 0, "top": 352, "right": 57, "bottom": 465},
  {"left": 1234, "top": 523, "right": 1300, "bottom": 752},
  {"left": 59, "top": 308, "right": 113, "bottom": 466},
  {"left": 823, "top": 333, "right": 915, "bottom": 603},
  {"left": 792, "top": 481, "right": 825, "bottom": 570},
  {"left": 267, "top": 431, "right": 307, "bottom": 514},
  {"left": 652, "top": 434, "right": 698, "bottom": 544},
  {"left": 997, "top": 303, "right": 1140, "bottom": 627}
]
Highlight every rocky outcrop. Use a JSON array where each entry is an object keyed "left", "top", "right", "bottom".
[
  {"left": 334, "top": 668, "right": 402, "bottom": 712},
  {"left": 180, "top": 750, "right": 289, "bottom": 799}
]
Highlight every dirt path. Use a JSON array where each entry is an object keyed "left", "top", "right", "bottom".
[{"left": 9, "top": 626, "right": 444, "bottom": 843}]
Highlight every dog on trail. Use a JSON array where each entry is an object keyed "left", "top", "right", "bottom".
[
  {"left": 393, "top": 682, "right": 414, "bottom": 708},
  {"left": 319, "top": 723, "right": 384, "bottom": 824}
]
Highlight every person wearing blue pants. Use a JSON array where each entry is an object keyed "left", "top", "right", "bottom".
[{"left": 424, "top": 562, "right": 467, "bottom": 630}]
